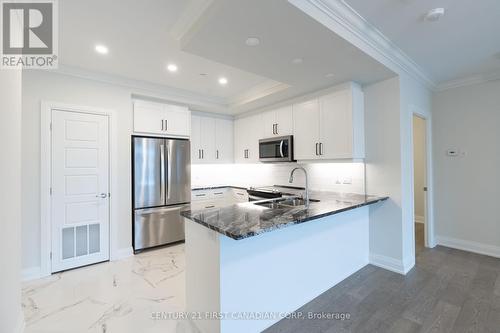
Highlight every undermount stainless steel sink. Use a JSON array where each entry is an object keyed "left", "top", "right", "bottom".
[{"left": 254, "top": 197, "right": 320, "bottom": 209}]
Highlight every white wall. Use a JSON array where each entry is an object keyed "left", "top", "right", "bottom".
[
  {"left": 399, "top": 73, "right": 432, "bottom": 266},
  {"left": 433, "top": 80, "right": 500, "bottom": 256},
  {"left": 364, "top": 77, "right": 405, "bottom": 269},
  {"left": 413, "top": 116, "right": 426, "bottom": 221},
  {"left": 364, "top": 74, "right": 432, "bottom": 273},
  {"left": 192, "top": 162, "right": 365, "bottom": 194},
  {"left": 0, "top": 70, "right": 24, "bottom": 332}
]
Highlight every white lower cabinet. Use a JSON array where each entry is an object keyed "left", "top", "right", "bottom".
[{"left": 191, "top": 188, "right": 247, "bottom": 209}]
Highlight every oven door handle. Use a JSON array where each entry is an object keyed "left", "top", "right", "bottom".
[{"left": 279, "top": 140, "right": 284, "bottom": 158}]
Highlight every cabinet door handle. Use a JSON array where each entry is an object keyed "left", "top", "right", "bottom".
[
  {"left": 319, "top": 142, "right": 323, "bottom": 155},
  {"left": 272, "top": 124, "right": 275, "bottom": 135},
  {"left": 198, "top": 149, "right": 201, "bottom": 159},
  {"left": 201, "top": 149, "right": 204, "bottom": 159},
  {"left": 315, "top": 143, "right": 319, "bottom": 156},
  {"left": 161, "top": 120, "right": 164, "bottom": 131},
  {"left": 164, "top": 119, "right": 168, "bottom": 131},
  {"left": 275, "top": 123, "right": 278, "bottom": 135},
  {"left": 216, "top": 150, "right": 219, "bottom": 159}
]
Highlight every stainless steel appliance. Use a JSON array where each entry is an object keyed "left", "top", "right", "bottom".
[
  {"left": 132, "top": 136, "right": 191, "bottom": 252},
  {"left": 247, "top": 186, "right": 284, "bottom": 201},
  {"left": 259, "top": 135, "right": 294, "bottom": 162}
]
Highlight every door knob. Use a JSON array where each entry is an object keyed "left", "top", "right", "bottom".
[{"left": 96, "top": 193, "right": 108, "bottom": 198}]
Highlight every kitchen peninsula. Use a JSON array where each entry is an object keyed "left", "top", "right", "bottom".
[{"left": 181, "top": 188, "right": 387, "bottom": 333}]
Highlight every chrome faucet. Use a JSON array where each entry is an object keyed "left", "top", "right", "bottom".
[{"left": 289, "top": 167, "right": 309, "bottom": 207}]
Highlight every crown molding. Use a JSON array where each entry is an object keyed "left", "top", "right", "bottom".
[
  {"left": 47, "top": 64, "right": 228, "bottom": 111},
  {"left": 43, "top": 64, "right": 294, "bottom": 114},
  {"left": 436, "top": 70, "right": 500, "bottom": 92},
  {"left": 289, "top": 0, "right": 437, "bottom": 91}
]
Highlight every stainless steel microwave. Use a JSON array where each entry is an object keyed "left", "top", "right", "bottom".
[{"left": 259, "top": 135, "right": 295, "bottom": 162}]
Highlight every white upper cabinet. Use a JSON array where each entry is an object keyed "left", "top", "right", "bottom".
[
  {"left": 133, "top": 100, "right": 191, "bottom": 137},
  {"left": 191, "top": 115, "right": 233, "bottom": 164},
  {"left": 292, "top": 99, "right": 320, "bottom": 160},
  {"left": 292, "top": 83, "right": 365, "bottom": 160},
  {"left": 234, "top": 114, "right": 262, "bottom": 163},
  {"left": 215, "top": 118, "right": 234, "bottom": 163},
  {"left": 262, "top": 106, "right": 293, "bottom": 138}
]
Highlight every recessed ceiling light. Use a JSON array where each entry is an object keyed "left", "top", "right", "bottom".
[
  {"left": 325, "top": 73, "right": 335, "bottom": 78},
  {"left": 245, "top": 37, "right": 260, "bottom": 46},
  {"left": 218, "top": 77, "right": 228, "bottom": 85},
  {"left": 292, "top": 58, "right": 303, "bottom": 64},
  {"left": 95, "top": 44, "right": 109, "bottom": 55},
  {"left": 424, "top": 8, "right": 445, "bottom": 21},
  {"left": 167, "top": 64, "right": 178, "bottom": 72}
]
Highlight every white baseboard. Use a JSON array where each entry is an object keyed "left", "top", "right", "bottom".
[
  {"left": 414, "top": 215, "right": 425, "bottom": 224},
  {"left": 369, "top": 253, "right": 413, "bottom": 275},
  {"left": 22, "top": 266, "right": 41, "bottom": 282},
  {"left": 436, "top": 236, "right": 500, "bottom": 258},
  {"left": 22, "top": 248, "right": 133, "bottom": 282},
  {"left": 112, "top": 246, "right": 134, "bottom": 261}
]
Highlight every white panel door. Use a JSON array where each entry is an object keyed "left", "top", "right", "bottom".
[
  {"left": 293, "top": 99, "right": 320, "bottom": 160},
  {"left": 319, "top": 91, "right": 353, "bottom": 159},
  {"left": 51, "top": 110, "right": 110, "bottom": 272},
  {"left": 215, "top": 118, "right": 234, "bottom": 163}
]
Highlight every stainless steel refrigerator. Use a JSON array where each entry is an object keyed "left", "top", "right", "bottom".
[{"left": 132, "top": 136, "right": 191, "bottom": 252}]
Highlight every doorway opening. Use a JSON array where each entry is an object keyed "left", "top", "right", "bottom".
[{"left": 413, "top": 115, "right": 427, "bottom": 255}]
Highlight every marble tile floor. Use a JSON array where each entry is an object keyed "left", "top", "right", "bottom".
[{"left": 22, "top": 244, "right": 200, "bottom": 333}]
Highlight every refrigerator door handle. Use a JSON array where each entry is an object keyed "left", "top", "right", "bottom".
[
  {"left": 167, "top": 143, "right": 172, "bottom": 200},
  {"left": 160, "top": 144, "right": 165, "bottom": 204}
]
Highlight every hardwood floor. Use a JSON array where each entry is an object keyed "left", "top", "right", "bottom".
[{"left": 264, "top": 243, "right": 500, "bottom": 333}]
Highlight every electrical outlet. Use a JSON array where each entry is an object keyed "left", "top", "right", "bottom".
[{"left": 343, "top": 177, "right": 352, "bottom": 185}]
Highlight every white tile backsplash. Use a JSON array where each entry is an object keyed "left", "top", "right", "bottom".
[{"left": 192, "top": 162, "right": 365, "bottom": 194}]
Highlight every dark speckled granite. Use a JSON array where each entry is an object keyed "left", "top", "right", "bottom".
[{"left": 181, "top": 189, "right": 388, "bottom": 240}]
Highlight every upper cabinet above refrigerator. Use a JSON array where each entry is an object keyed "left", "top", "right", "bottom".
[{"left": 133, "top": 100, "right": 191, "bottom": 138}]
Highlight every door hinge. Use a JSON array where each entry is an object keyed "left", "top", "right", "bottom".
[{"left": 108, "top": 192, "right": 111, "bottom": 198}]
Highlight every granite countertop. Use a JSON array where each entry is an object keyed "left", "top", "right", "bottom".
[{"left": 181, "top": 186, "right": 388, "bottom": 240}]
